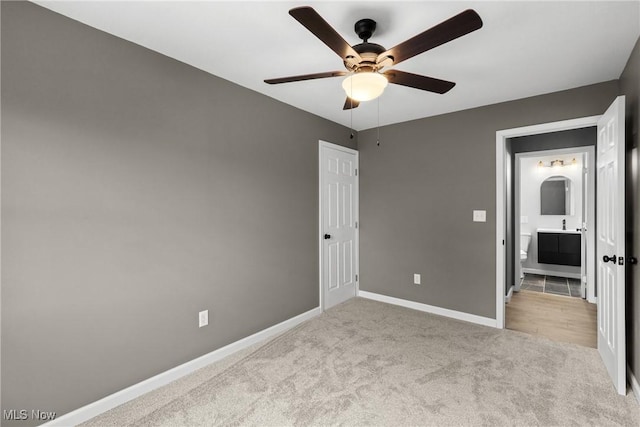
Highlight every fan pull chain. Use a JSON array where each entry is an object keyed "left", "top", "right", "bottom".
[
  {"left": 350, "top": 105, "right": 354, "bottom": 139},
  {"left": 377, "top": 96, "right": 381, "bottom": 146},
  {"left": 349, "top": 76, "right": 354, "bottom": 139}
]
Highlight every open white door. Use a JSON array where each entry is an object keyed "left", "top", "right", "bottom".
[
  {"left": 319, "top": 141, "right": 358, "bottom": 310},
  {"left": 596, "top": 96, "right": 626, "bottom": 395}
]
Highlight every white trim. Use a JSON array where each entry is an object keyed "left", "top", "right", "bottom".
[
  {"left": 358, "top": 291, "right": 497, "bottom": 328},
  {"left": 522, "top": 267, "right": 581, "bottom": 280},
  {"left": 514, "top": 151, "right": 521, "bottom": 291},
  {"left": 505, "top": 285, "right": 514, "bottom": 303},
  {"left": 319, "top": 140, "right": 358, "bottom": 156},
  {"left": 43, "top": 307, "right": 321, "bottom": 427},
  {"left": 628, "top": 365, "right": 640, "bottom": 405},
  {"left": 0, "top": 1, "right": 3, "bottom": 410},
  {"left": 496, "top": 115, "right": 600, "bottom": 329},
  {"left": 584, "top": 147, "right": 597, "bottom": 304},
  {"left": 318, "top": 142, "right": 324, "bottom": 311},
  {"left": 496, "top": 133, "right": 505, "bottom": 328},
  {"left": 318, "top": 140, "right": 359, "bottom": 311}
]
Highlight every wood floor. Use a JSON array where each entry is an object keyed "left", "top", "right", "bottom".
[{"left": 506, "top": 289, "right": 597, "bottom": 348}]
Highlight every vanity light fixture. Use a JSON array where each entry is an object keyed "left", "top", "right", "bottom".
[{"left": 538, "top": 158, "right": 576, "bottom": 168}]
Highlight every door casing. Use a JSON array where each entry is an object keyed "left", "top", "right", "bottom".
[{"left": 496, "top": 116, "right": 601, "bottom": 328}]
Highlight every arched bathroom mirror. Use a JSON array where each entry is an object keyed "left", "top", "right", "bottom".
[{"left": 540, "top": 175, "right": 573, "bottom": 215}]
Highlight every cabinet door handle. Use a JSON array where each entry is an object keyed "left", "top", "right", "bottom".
[{"left": 603, "top": 255, "right": 617, "bottom": 263}]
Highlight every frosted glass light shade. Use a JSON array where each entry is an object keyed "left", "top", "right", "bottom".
[{"left": 342, "top": 72, "right": 388, "bottom": 102}]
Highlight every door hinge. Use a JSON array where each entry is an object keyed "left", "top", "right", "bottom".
[
  {"left": 355, "top": 274, "right": 358, "bottom": 282},
  {"left": 355, "top": 221, "right": 358, "bottom": 229},
  {"left": 355, "top": 169, "right": 358, "bottom": 176}
]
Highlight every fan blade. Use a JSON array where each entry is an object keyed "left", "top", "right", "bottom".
[
  {"left": 378, "top": 9, "right": 482, "bottom": 66},
  {"left": 289, "top": 7, "right": 362, "bottom": 64},
  {"left": 384, "top": 70, "right": 455, "bottom": 94},
  {"left": 343, "top": 97, "right": 360, "bottom": 110},
  {"left": 265, "top": 71, "right": 348, "bottom": 84}
]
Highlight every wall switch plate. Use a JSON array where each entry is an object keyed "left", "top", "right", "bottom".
[
  {"left": 199, "top": 310, "right": 208, "bottom": 328},
  {"left": 521, "top": 215, "right": 528, "bottom": 224},
  {"left": 414, "top": 274, "right": 421, "bottom": 285},
  {"left": 473, "top": 210, "right": 486, "bottom": 222}
]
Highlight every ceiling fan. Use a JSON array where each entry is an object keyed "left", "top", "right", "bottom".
[{"left": 265, "top": 6, "right": 483, "bottom": 110}]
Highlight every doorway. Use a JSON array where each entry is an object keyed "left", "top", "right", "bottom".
[
  {"left": 495, "top": 116, "right": 600, "bottom": 328},
  {"left": 319, "top": 141, "right": 359, "bottom": 310},
  {"left": 507, "top": 137, "right": 597, "bottom": 348},
  {"left": 513, "top": 145, "right": 596, "bottom": 303},
  {"left": 496, "top": 96, "right": 627, "bottom": 395}
]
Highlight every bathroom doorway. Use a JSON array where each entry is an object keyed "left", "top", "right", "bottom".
[
  {"left": 505, "top": 126, "right": 597, "bottom": 347},
  {"left": 507, "top": 145, "right": 597, "bottom": 349},
  {"left": 503, "top": 126, "right": 598, "bottom": 349},
  {"left": 513, "top": 145, "right": 596, "bottom": 303}
]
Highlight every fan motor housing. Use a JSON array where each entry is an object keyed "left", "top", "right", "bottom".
[
  {"left": 353, "top": 42, "right": 386, "bottom": 56},
  {"left": 354, "top": 18, "right": 377, "bottom": 41},
  {"left": 343, "top": 19, "right": 389, "bottom": 71}
]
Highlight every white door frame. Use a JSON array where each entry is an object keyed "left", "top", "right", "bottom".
[
  {"left": 514, "top": 146, "right": 596, "bottom": 302},
  {"left": 318, "top": 140, "right": 359, "bottom": 311},
  {"left": 495, "top": 116, "right": 600, "bottom": 328}
]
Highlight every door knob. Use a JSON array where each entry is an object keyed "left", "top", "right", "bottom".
[
  {"left": 630, "top": 257, "right": 638, "bottom": 265},
  {"left": 603, "top": 255, "right": 617, "bottom": 263},
  {"left": 324, "top": 234, "right": 331, "bottom": 240}
]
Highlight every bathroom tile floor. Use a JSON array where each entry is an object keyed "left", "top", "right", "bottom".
[{"left": 520, "top": 273, "right": 582, "bottom": 298}]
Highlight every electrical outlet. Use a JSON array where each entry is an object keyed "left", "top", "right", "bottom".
[
  {"left": 414, "top": 274, "right": 421, "bottom": 285},
  {"left": 198, "top": 310, "right": 208, "bottom": 328}
]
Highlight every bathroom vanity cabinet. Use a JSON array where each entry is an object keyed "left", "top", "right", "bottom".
[{"left": 537, "top": 231, "right": 581, "bottom": 266}]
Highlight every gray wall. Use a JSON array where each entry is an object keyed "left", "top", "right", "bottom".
[
  {"left": 1, "top": 2, "right": 355, "bottom": 424},
  {"left": 358, "top": 81, "right": 619, "bottom": 319},
  {"left": 621, "top": 36, "right": 640, "bottom": 390}
]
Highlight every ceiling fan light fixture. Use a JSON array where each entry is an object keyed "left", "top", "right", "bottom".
[{"left": 342, "top": 72, "right": 388, "bottom": 102}]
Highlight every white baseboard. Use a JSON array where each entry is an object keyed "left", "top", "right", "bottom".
[
  {"left": 522, "top": 267, "right": 580, "bottom": 279},
  {"left": 628, "top": 364, "right": 640, "bottom": 405},
  {"left": 358, "top": 291, "right": 497, "bottom": 328},
  {"left": 44, "top": 306, "right": 321, "bottom": 427},
  {"left": 505, "top": 285, "right": 514, "bottom": 303}
]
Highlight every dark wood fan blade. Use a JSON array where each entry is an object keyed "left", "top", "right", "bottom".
[
  {"left": 265, "top": 71, "right": 348, "bottom": 84},
  {"left": 343, "top": 97, "right": 360, "bottom": 110},
  {"left": 378, "top": 9, "right": 482, "bottom": 66},
  {"left": 289, "top": 7, "right": 362, "bottom": 63},
  {"left": 384, "top": 70, "right": 455, "bottom": 94}
]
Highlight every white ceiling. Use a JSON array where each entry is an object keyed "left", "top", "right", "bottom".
[{"left": 34, "top": 1, "right": 640, "bottom": 131}]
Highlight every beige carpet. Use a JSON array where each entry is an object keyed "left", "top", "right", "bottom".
[{"left": 82, "top": 297, "right": 640, "bottom": 426}]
